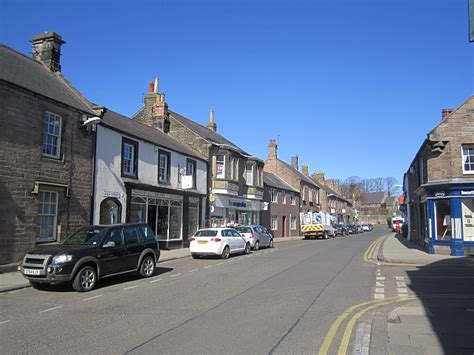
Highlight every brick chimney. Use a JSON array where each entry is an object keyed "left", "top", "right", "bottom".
[
  {"left": 31, "top": 32, "right": 65, "bottom": 72},
  {"left": 268, "top": 139, "right": 277, "bottom": 159},
  {"left": 302, "top": 164, "right": 309, "bottom": 176},
  {"left": 140, "top": 78, "right": 170, "bottom": 133},
  {"left": 291, "top": 156, "right": 299, "bottom": 170},
  {"left": 442, "top": 109, "right": 453, "bottom": 120},
  {"left": 207, "top": 110, "right": 217, "bottom": 132},
  {"left": 312, "top": 171, "right": 325, "bottom": 183}
]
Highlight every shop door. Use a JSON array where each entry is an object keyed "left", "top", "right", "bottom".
[
  {"left": 157, "top": 205, "right": 169, "bottom": 240},
  {"left": 147, "top": 205, "right": 157, "bottom": 233}
]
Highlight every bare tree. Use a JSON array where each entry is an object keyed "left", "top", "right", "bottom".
[{"left": 385, "top": 177, "right": 399, "bottom": 196}]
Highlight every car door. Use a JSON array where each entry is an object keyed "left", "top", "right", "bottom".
[
  {"left": 256, "top": 226, "right": 269, "bottom": 246},
  {"left": 99, "top": 228, "right": 129, "bottom": 276},
  {"left": 221, "top": 229, "right": 234, "bottom": 252},
  {"left": 231, "top": 229, "right": 246, "bottom": 252},
  {"left": 123, "top": 226, "right": 143, "bottom": 270}
]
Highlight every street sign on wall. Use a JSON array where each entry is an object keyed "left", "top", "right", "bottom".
[{"left": 470, "top": 0, "right": 474, "bottom": 42}]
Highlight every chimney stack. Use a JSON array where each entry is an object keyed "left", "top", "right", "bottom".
[
  {"left": 140, "top": 78, "right": 170, "bottom": 133},
  {"left": 291, "top": 156, "right": 299, "bottom": 170},
  {"left": 31, "top": 32, "right": 65, "bottom": 72},
  {"left": 207, "top": 110, "right": 217, "bottom": 132},
  {"left": 268, "top": 139, "right": 277, "bottom": 159},
  {"left": 302, "top": 164, "right": 309, "bottom": 176},
  {"left": 311, "top": 171, "right": 325, "bottom": 183},
  {"left": 442, "top": 109, "right": 453, "bottom": 120}
]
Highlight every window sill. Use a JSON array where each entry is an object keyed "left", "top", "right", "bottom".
[{"left": 122, "top": 174, "right": 138, "bottom": 180}]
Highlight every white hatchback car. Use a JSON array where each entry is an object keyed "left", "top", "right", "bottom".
[{"left": 190, "top": 228, "right": 251, "bottom": 259}]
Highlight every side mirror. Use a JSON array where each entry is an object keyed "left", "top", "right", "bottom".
[{"left": 103, "top": 241, "right": 116, "bottom": 248}]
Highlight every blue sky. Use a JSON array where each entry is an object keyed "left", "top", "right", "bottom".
[{"left": 1, "top": 0, "right": 473, "bottom": 185}]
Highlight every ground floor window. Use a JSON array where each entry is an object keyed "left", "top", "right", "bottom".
[
  {"left": 435, "top": 199, "right": 451, "bottom": 240},
  {"left": 290, "top": 216, "right": 297, "bottom": 230},
  {"left": 188, "top": 198, "right": 200, "bottom": 238},
  {"left": 36, "top": 191, "right": 59, "bottom": 242},
  {"left": 129, "top": 194, "right": 183, "bottom": 241},
  {"left": 211, "top": 207, "right": 260, "bottom": 227},
  {"left": 462, "top": 199, "right": 474, "bottom": 242},
  {"left": 271, "top": 216, "right": 278, "bottom": 230},
  {"left": 99, "top": 198, "right": 122, "bottom": 225}
]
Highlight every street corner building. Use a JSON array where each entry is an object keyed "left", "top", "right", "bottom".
[
  {"left": 404, "top": 96, "right": 474, "bottom": 256},
  {"left": 133, "top": 81, "right": 265, "bottom": 229},
  {"left": 0, "top": 33, "right": 97, "bottom": 265}
]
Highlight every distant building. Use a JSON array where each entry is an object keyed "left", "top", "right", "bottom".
[
  {"left": 404, "top": 96, "right": 474, "bottom": 256},
  {"left": 0, "top": 33, "right": 96, "bottom": 264},
  {"left": 262, "top": 172, "right": 300, "bottom": 237}
]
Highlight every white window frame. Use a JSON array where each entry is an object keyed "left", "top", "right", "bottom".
[
  {"left": 245, "top": 164, "right": 254, "bottom": 186},
  {"left": 216, "top": 154, "right": 226, "bottom": 179},
  {"left": 271, "top": 215, "right": 278, "bottom": 230},
  {"left": 158, "top": 150, "right": 170, "bottom": 183},
  {"left": 123, "top": 143, "right": 135, "bottom": 176},
  {"left": 290, "top": 216, "right": 297, "bottom": 230},
  {"left": 36, "top": 191, "right": 59, "bottom": 242},
  {"left": 271, "top": 188, "right": 278, "bottom": 203},
  {"left": 42, "top": 111, "right": 62, "bottom": 159},
  {"left": 291, "top": 192, "right": 296, "bottom": 205},
  {"left": 462, "top": 144, "right": 474, "bottom": 174},
  {"left": 282, "top": 192, "right": 287, "bottom": 204}
]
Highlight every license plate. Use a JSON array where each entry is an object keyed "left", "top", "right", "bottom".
[
  {"left": 198, "top": 241, "right": 208, "bottom": 244},
  {"left": 23, "top": 268, "right": 41, "bottom": 276}
]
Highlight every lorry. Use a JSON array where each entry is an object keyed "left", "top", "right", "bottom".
[{"left": 300, "top": 211, "right": 336, "bottom": 239}]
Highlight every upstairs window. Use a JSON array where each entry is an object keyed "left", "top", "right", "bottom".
[
  {"left": 186, "top": 158, "right": 197, "bottom": 188},
  {"left": 245, "top": 164, "right": 254, "bottom": 186},
  {"left": 158, "top": 150, "right": 171, "bottom": 183},
  {"left": 121, "top": 138, "right": 138, "bottom": 178},
  {"left": 282, "top": 193, "right": 287, "bottom": 204},
  {"left": 271, "top": 188, "right": 278, "bottom": 203},
  {"left": 291, "top": 193, "right": 296, "bottom": 205},
  {"left": 42, "top": 111, "right": 62, "bottom": 159},
  {"left": 216, "top": 154, "right": 225, "bottom": 179},
  {"left": 462, "top": 145, "right": 474, "bottom": 174},
  {"left": 230, "top": 156, "right": 238, "bottom": 181}
]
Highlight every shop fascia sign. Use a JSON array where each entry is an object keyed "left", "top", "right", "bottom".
[
  {"left": 461, "top": 191, "right": 474, "bottom": 195},
  {"left": 131, "top": 189, "right": 183, "bottom": 201}
]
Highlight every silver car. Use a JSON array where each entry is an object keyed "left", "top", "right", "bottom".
[{"left": 235, "top": 225, "right": 273, "bottom": 250}]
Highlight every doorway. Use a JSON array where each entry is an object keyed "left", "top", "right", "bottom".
[
  {"left": 282, "top": 216, "right": 286, "bottom": 237},
  {"left": 147, "top": 205, "right": 157, "bottom": 232}
]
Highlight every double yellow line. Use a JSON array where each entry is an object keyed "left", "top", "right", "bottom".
[
  {"left": 318, "top": 295, "right": 415, "bottom": 355},
  {"left": 363, "top": 236, "right": 385, "bottom": 263}
]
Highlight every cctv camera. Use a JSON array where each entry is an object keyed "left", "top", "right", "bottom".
[{"left": 82, "top": 116, "right": 101, "bottom": 127}]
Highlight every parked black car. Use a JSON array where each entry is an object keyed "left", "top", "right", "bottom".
[
  {"left": 335, "top": 224, "right": 349, "bottom": 236},
  {"left": 19, "top": 223, "right": 160, "bottom": 292},
  {"left": 347, "top": 224, "right": 359, "bottom": 234}
]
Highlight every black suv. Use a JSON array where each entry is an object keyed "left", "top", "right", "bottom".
[{"left": 19, "top": 223, "right": 160, "bottom": 292}]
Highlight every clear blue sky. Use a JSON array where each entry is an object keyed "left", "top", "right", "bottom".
[{"left": 1, "top": 0, "right": 473, "bottom": 185}]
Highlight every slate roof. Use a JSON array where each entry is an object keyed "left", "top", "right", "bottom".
[
  {"left": 279, "top": 160, "right": 323, "bottom": 190},
  {"left": 101, "top": 109, "right": 206, "bottom": 161},
  {"left": 263, "top": 172, "right": 299, "bottom": 193},
  {"left": 384, "top": 195, "right": 397, "bottom": 206},
  {"left": 169, "top": 110, "right": 249, "bottom": 155},
  {"left": 360, "top": 191, "right": 387, "bottom": 205},
  {"left": 0, "top": 44, "right": 95, "bottom": 115}
]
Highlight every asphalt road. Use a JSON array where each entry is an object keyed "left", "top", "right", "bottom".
[{"left": 0, "top": 229, "right": 388, "bottom": 354}]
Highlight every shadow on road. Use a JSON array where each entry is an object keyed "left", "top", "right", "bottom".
[{"left": 406, "top": 257, "right": 474, "bottom": 354}]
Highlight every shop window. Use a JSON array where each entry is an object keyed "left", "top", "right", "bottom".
[
  {"left": 121, "top": 137, "right": 138, "bottom": 178},
  {"left": 42, "top": 111, "right": 62, "bottom": 159},
  {"left": 158, "top": 150, "right": 171, "bottom": 183},
  {"left": 435, "top": 199, "right": 451, "bottom": 240},
  {"left": 462, "top": 145, "right": 474, "bottom": 174},
  {"left": 216, "top": 154, "right": 225, "bottom": 179},
  {"left": 188, "top": 199, "right": 200, "bottom": 237},
  {"left": 130, "top": 197, "right": 147, "bottom": 223},
  {"left": 462, "top": 199, "right": 474, "bottom": 242},
  {"left": 36, "top": 191, "right": 59, "bottom": 242},
  {"left": 99, "top": 198, "right": 121, "bottom": 225},
  {"left": 169, "top": 201, "right": 182, "bottom": 240}
]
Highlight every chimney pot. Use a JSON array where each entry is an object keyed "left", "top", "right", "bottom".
[
  {"left": 149, "top": 82, "right": 154, "bottom": 93},
  {"left": 207, "top": 110, "right": 217, "bottom": 132},
  {"left": 442, "top": 108, "right": 453, "bottom": 120}
]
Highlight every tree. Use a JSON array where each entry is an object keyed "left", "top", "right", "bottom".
[{"left": 384, "top": 177, "right": 399, "bottom": 196}]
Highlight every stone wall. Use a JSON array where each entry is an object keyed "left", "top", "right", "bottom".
[{"left": 0, "top": 83, "right": 93, "bottom": 264}]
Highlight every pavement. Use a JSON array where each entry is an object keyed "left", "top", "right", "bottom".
[{"left": 2, "top": 233, "right": 473, "bottom": 354}]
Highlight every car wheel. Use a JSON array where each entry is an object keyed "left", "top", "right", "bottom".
[
  {"left": 72, "top": 266, "right": 97, "bottom": 292},
  {"left": 29, "top": 280, "right": 50, "bottom": 291},
  {"left": 139, "top": 255, "right": 155, "bottom": 278},
  {"left": 244, "top": 242, "right": 251, "bottom": 254},
  {"left": 269, "top": 239, "right": 274, "bottom": 248},
  {"left": 191, "top": 253, "right": 200, "bottom": 259},
  {"left": 221, "top": 245, "right": 230, "bottom": 259},
  {"left": 254, "top": 241, "right": 260, "bottom": 251}
]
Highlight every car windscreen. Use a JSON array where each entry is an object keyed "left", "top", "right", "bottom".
[
  {"left": 235, "top": 227, "right": 252, "bottom": 233},
  {"left": 62, "top": 227, "right": 105, "bottom": 246},
  {"left": 194, "top": 230, "right": 218, "bottom": 237}
]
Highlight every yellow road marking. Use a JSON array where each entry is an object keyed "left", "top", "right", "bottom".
[{"left": 337, "top": 296, "right": 415, "bottom": 354}]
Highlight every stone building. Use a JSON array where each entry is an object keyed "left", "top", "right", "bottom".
[
  {"left": 311, "top": 172, "right": 353, "bottom": 223},
  {"left": 94, "top": 108, "right": 208, "bottom": 249},
  {"left": 133, "top": 81, "right": 264, "bottom": 227},
  {"left": 264, "top": 140, "right": 321, "bottom": 217},
  {"left": 262, "top": 172, "right": 300, "bottom": 237},
  {"left": 404, "top": 96, "right": 474, "bottom": 256},
  {"left": 0, "top": 33, "right": 97, "bottom": 265},
  {"left": 358, "top": 191, "right": 390, "bottom": 224}
]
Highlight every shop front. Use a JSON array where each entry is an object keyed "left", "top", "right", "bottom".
[
  {"left": 210, "top": 195, "right": 262, "bottom": 227},
  {"left": 425, "top": 182, "right": 474, "bottom": 256}
]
